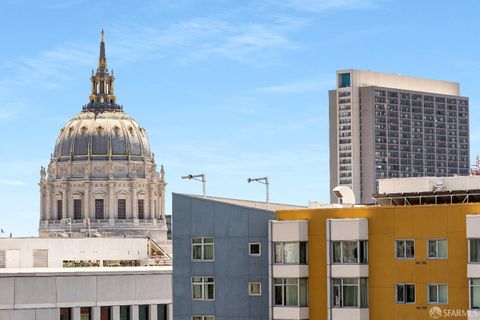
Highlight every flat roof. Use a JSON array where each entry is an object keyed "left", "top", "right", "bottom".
[
  {"left": 0, "top": 266, "right": 172, "bottom": 277},
  {"left": 174, "top": 193, "right": 306, "bottom": 211}
]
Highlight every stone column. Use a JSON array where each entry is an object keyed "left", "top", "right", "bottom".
[
  {"left": 149, "top": 304, "right": 157, "bottom": 320},
  {"left": 168, "top": 303, "right": 173, "bottom": 320},
  {"left": 84, "top": 182, "right": 90, "bottom": 219},
  {"left": 72, "top": 307, "right": 80, "bottom": 320},
  {"left": 132, "top": 184, "right": 138, "bottom": 225},
  {"left": 62, "top": 184, "right": 67, "bottom": 220},
  {"left": 130, "top": 305, "right": 139, "bottom": 320},
  {"left": 45, "top": 186, "right": 52, "bottom": 220},
  {"left": 160, "top": 184, "right": 166, "bottom": 221},
  {"left": 111, "top": 306, "right": 120, "bottom": 320},
  {"left": 108, "top": 181, "right": 115, "bottom": 225},
  {"left": 92, "top": 306, "right": 100, "bottom": 320},
  {"left": 149, "top": 184, "right": 154, "bottom": 220}
]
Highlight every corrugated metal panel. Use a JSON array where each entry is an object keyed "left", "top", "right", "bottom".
[
  {"left": 0, "top": 250, "right": 5, "bottom": 268},
  {"left": 33, "top": 249, "right": 48, "bottom": 267}
]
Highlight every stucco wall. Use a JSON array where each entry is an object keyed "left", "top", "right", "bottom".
[{"left": 172, "top": 193, "right": 275, "bottom": 320}]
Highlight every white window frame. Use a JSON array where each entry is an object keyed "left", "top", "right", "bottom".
[
  {"left": 249, "top": 282, "right": 262, "bottom": 296},
  {"left": 273, "top": 278, "right": 308, "bottom": 307},
  {"left": 192, "top": 276, "right": 215, "bottom": 301},
  {"left": 191, "top": 237, "right": 214, "bottom": 261},
  {"left": 395, "top": 284, "right": 416, "bottom": 304},
  {"left": 469, "top": 239, "right": 480, "bottom": 263},
  {"left": 427, "top": 283, "right": 448, "bottom": 304},
  {"left": 395, "top": 239, "right": 415, "bottom": 260},
  {"left": 331, "top": 240, "right": 368, "bottom": 264},
  {"left": 427, "top": 239, "right": 448, "bottom": 259},
  {"left": 249, "top": 243, "right": 261, "bottom": 256},
  {"left": 192, "top": 316, "right": 215, "bottom": 320},
  {"left": 273, "top": 242, "right": 308, "bottom": 265}
]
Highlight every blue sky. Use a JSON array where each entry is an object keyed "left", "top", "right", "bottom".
[{"left": 1, "top": 0, "right": 479, "bottom": 236}]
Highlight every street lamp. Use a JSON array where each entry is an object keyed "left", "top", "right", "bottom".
[
  {"left": 247, "top": 176, "right": 270, "bottom": 210},
  {"left": 182, "top": 174, "right": 206, "bottom": 198}
]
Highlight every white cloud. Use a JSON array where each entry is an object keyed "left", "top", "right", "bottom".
[
  {"left": 0, "top": 180, "right": 26, "bottom": 186},
  {"left": 256, "top": 77, "right": 334, "bottom": 94},
  {"left": 283, "top": 0, "right": 382, "bottom": 12}
]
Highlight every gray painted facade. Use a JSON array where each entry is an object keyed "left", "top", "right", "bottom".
[{"left": 172, "top": 193, "right": 275, "bottom": 320}]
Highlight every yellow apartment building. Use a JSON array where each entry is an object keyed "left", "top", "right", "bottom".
[{"left": 270, "top": 181, "right": 480, "bottom": 320}]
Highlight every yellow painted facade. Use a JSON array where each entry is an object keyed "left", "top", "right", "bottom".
[{"left": 276, "top": 203, "right": 480, "bottom": 320}]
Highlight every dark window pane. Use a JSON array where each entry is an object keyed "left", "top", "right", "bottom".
[
  {"left": 138, "top": 305, "right": 149, "bottom": 320},
  {"left": 100, "top": 306, "right": 111, "bottom": 320},
  {"left": 397, "top": 285, "right": 405, "bottom": 303},
  {"left": 95, "top": 199, "right": 104, "bottom": 219},
  {"left": 157, "top": 304, "right": 167, "bottom": 320},
  {"left": 138, "top": 199, "right": 144, "bottom": 219},
  {"left": 406, "top": 285, "right": 415, "bottom": 303},
  {"left": 118, "top": 199, "right": 126, "bottom": 219},
  {"left": 274, "top": 285, "right": 283, "bottom": 305},
  {"left": 80, "top": 307, "right": 91, "bottom": 320},
  {"left": 60, "top": 308, "right": 71, "bottom": 320},
  {"left": 57, "top": 200, "right": 63, "bottom": 220},
  {"left": 299, "top": 242, "right": 307, "bottom": 264},
  {"left": 120, "top": 306, "right": 130, "bottom": 320},
  {"left": 74, "top": 199, "right": 82, "bottom": 220}
]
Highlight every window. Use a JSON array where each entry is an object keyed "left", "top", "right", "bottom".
[
  {"left": 60, "top": 308, "right": 71, "bottom": 320},
  {"left": 157, "top": 304, "right": 168, "bottom": 320},
  {"left": 395, "top": 240, "right": 415, "bottom": 259},
  {"left": 274, "top": 278, "right": 308, "bottom": 307},
  {"left": 138, "top": 305, "right": 149, "bottom": 320},
  {"left": 120, "top": 305, "right": 130, "bottom": 320},
  {"left": 339, "top": 73, "right": 351, "bottom": 88},
  {"left": 192, "top": 317, "right": 214, "bottom": 320},
  {"left": 331, "top": 278, "right": 368, "bottom": 308},
  {"left": 80, "top": 307, "right": 91, "bottom": 320},
  {"left": 57, "top": 199, "right": 63, "bottom": 220},
  {"left": 396, "top": 284, "right": 415, "bottom": 303},
  {"left": 192, "top": 237, "right": 214, "bottom": 261},
  {"left": 138, "top": 199, "right": 145, "bottom": 219},
  {"left": 471, "top": 279, "right": 480, "bottom": 309},
  {"left": 95, "top": 199, "right": 104, "bottom": 219},
  {"left": 192, "top": 276, "right": 215, "bottom": 300},
  {"left": 470, "top": 239, "right": 480, "bottom": 262},
  {"left": 249, "top": 282, "right": 261, "bottom": 296},
  {"left": 118, "top": 199, "right": 126, "bottom": 219},
  {"left": 332, "top": 240, "right": 368, "bottom": 264},
  {"left": 249, "top": 243, "right": 261, "bottom": 256},
  {"left": 100, "top": 307, "right": 111, "bottom": 320},
  {"left": 74, "top": 199, "right": 82, "bottom": 220},
  {"left": 428, "top": 284, "right": 448, "bottom": 304},
  {"left": 274, "top": 242, "right": 307, "bottom": 264},
  {"left": 428, "top": 239, "right": 447, "bottom": 259}
]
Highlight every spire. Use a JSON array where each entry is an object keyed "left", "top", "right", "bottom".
[
  {"left": 83, "top": 30, "right": 121, "bottom": 112},
  {"left": 98, "top": 29, "right": 107, "bottom": 69}
]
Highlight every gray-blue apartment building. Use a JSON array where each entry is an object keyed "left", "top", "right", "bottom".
[{"left": 172, "top": 193, "right": 276, "bottom": 320}]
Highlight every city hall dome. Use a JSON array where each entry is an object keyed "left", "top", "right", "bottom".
[
  {"left": 53, "top": 111, "right": 152, "bottom": 162},
  {"left": 39, "top": 30, "right": 167, "bottom": 243}
]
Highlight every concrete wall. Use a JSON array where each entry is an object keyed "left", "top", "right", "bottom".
[
  {"left": 339, "top": 69, "right": 460, "bottom": 96},
  {"left": 172, "top": 193, "right": 275, "bottom": 320},
  {"left": 0, "top": 268, "right": 172, "bottom": 319},
  {"left": 0, "top": 238, "right": 149, "bottom": 268}
]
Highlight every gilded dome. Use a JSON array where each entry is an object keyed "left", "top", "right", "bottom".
[{"left": 53, "top": 110, "right": 152, "bottom": 162}]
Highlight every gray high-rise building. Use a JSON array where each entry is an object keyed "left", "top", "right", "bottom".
[{"left": 329, "top": 69, "right": 470, "bottom": 204}]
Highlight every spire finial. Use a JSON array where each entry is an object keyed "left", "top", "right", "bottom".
[{"left": 101, "top": 29, "right": 104, "bottom": 42}]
